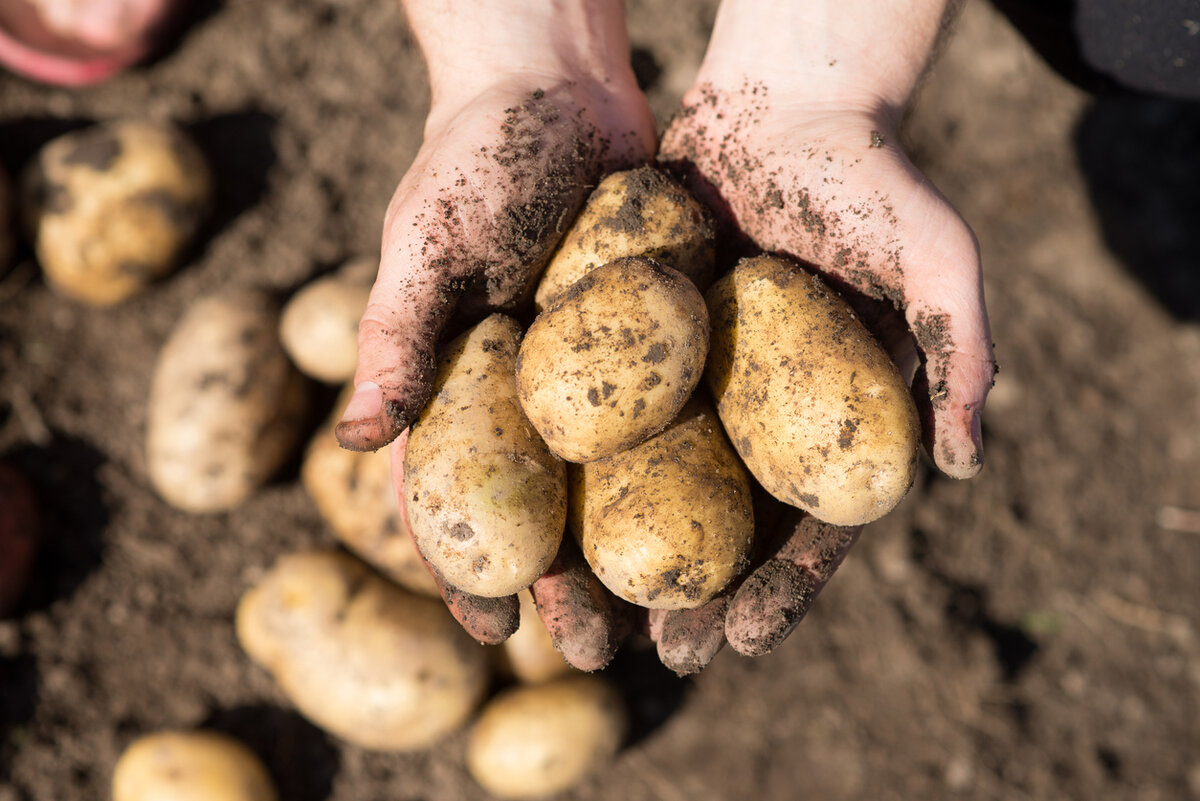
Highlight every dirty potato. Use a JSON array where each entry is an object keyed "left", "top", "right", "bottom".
[
  {"left": 570, "top": 397, "right": 754, "bottom": 610},
  {"left": 0, "top": 463, "right": 38, "bottom": 616},
  {"left": 112, "top": 730, "right": 277, "bottom": 801},
  {"left": 279, "top": 257, "right": 374, "bottom": 383},
  {"left": 146, "top": 290, "right": 308, "bottom": 513},
  {"left": 236, "top": 550, "right": 489, "bottom": 751},
  {"left": 467, "top": 675, "right": 625, "bottom": 799},
  {"left": 534, "top": 166, "right": 715, "bottom": 311},
  {"left": 706, "top": 255, "right": 920, "bottom": 526},
  {"left": 405, "top": 314, "right": 566, "bottom": 598},
  {"left": 23, "top": 119, "right": 211, "bottom": 305},
  {"left": 517, "top": 257, "right": 708, "bottom": 463},
  {"left": 497, "top": 590, "right": 574, "bottom": 684},
  {"left": 301, "top": 384, "right": 437, "bottom": 596}
]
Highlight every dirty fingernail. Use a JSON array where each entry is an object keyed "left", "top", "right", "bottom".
[
  {"left": 970, "top": 409, "right": 984, "bottom": 466},
  {"left": 339, "top": 381, "right": 382, "bottom": 424}
]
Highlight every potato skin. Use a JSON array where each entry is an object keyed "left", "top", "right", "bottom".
[
  {"left": 705, "top": 255, "right": 919, "bottom": 526},
  {"left": 518, "top": 257, "right": 708, "bottom": 463},
  {"left": 280, "top": 259, "right": 373, "bottom": 383},
  {"left": 23, "top": 119, "right": 211, "bottom": 306},
  {"left": 467, "top": 675, "right": 625, "bottom": 799},
  {"left": 112, "top": 730, "right": 277, "bottom": 801},
  {"left": 534, "top": 166, "right": 715, "bottom": 311},
  {"left": 236, "top": 551, "right": 489, "bottom": 751},
  {"left": 405, "top": 314, "right": 566, "bottom": 597},
  {"left": 570, "top": 397, "right": 754, "bottom": 610},
  {"left": 0, "top": 463, "right": 38, "bottom": 616},
  {"left": 301, "top": 385, "right": 438, "bottom": 596},
  {"left": 146, "top": 290, "right": 308, "bottom": 513}
]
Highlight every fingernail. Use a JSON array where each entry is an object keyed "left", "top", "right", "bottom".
[
  {"left": 339, "top": 381, "right": 382, "bottom": 424},
  {"left": 970, "top": 409, "right": 984, "bottom": 466}
]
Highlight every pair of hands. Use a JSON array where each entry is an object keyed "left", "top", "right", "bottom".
[{"left": 336, "top": 0, "right": 995, "bottom": 673}]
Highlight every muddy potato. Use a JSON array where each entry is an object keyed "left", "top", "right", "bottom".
[
  {"left": 497, "top": 590, "right": 574, "bottom": 684},
  {"left": 23, "top": 119, "right": 211, "bottom": 306},
  {"left": 706, "top": 255, "right": 919, "bottom": 526},
  {"left": 518, "top": 257, "right": 708, "bottom": 463},
  {"left": 534, "top": 166, "right": 715, "bottom": 311},
  {"left": 301, "top": 385, "right": 437, "bottom": 596},
  {"left": 112, "top": 730, "right": 276, "bottom": 801},
  {"left": 0, "top": 463, "right": 38, "bottom": 616},
  {"left": 237, "top": 550, "right": 489, "bottom": 751},
  {"left": 570, "top": 397, "right": 754, "bottom": 610},
  {"left": 280, "top": 257, "right": 374, "bottom": 383},
  {"left": 147, "top": 290, "right": 308, "bottom": 513},
  {"left": 406, "top": 314, "right": 566, "bottom": 597},
  {"left": 467, "top": 675, "right": 625, "bottom": 799}
]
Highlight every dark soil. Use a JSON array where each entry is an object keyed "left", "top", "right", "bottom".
[{"left": 2, "top": 2, "right": 1200, "bottom": 800}]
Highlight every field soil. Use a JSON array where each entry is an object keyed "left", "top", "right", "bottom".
[{"left": 2, "top": 1, "right": 1199, "bottom": 799}]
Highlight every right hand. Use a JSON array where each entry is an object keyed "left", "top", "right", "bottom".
[{"left": 339, "top": 0, "right": 655, "bottom": 661}]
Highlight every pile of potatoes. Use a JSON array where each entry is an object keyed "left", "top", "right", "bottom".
[
  {"left": 31, "top": 141, "right": 920, "bottom": 798},
  {"left": 406, "top": 166, "right": 920, "bottom": 618}
]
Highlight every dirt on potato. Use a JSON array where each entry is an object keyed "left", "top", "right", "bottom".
[{"left": 1, "top": 2, "right": 1199, "bottom": 800}]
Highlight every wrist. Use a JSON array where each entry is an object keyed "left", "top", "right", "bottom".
[
  {"left": 403, "top": 0, "right": 639, "bottom": 107},
  {"left": 695, "top": 0, "right": 956, "bottom": 117}
]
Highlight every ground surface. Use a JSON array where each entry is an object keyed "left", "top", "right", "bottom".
[{"left": 2, "top": 2, "right": 1200, "bottom": 800}]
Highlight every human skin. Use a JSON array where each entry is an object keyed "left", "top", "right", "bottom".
[
  {"left": 0, "top": 0, "right": 173, "bottom": 85},
  {"left": 349, "top": 0, "right": 992, "bottom": 668}
]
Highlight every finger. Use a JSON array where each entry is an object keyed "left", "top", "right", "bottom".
[
  {"left": 900, "top": 213, "right": 995, "bottom": 479},
  {"left": 529, "top": 537, "right": 633, "bottom": 672},
  {"left": 388, "top": 431, "right": 519, "bottom": 644},
  {"left": 334, "top": 209, "right": 463, "bottom": 451},
  {"left": 654, "top": 596, "right": 730, "bottom": 676},
  {"left": 726, "top": 512, "right": 861, "bottom": 657}
]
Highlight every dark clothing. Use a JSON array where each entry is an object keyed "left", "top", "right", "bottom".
[{"left": 993, "top": 0, "right": 1200, "bottom": 98}]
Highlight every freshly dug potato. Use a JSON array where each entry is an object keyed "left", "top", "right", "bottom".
[
  {"left": 237, "top": 550, "right": 489, "bottom": 751},
  {"left": 147, "top": 290, "right": 308, "bottom": 513},
  {"left": 280, "top": 257, "right": 374, "bottom": 383},
  {"left": 301, "top": 384, "right": 438, "bottom": 596},
  {"left": 0, "top": 463, "right": 38, "bottom": 616},
  {"left": 406, "top": 314, "right": 566, "bottom": 597},
  {"left": 706, "top": 255, "right": 919, "bottom": 526},
  {"left": 570, "top": 397, "right": 754, "bottom": 610},
  {"left": 534, "top": 166, "right": 715, "bottom": 311},
  {"left": 517, "top": 257, "right": 708, "bottom": 463},
  {"left": 112, "top": 730, "right": 276, "bottom": 801},
  {"left": 467, "top": 675, "right": 625, "bottom": 799},
  {"left": 498, "top": 590, "right": 574, "bottom": 684},
  {"left": 23, "top": 119, "right": 211, "bottom": 306}
]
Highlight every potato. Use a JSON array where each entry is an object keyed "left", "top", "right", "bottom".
[
  {"left": 0, "top": 463, "right": 38, "bottom": 616},
  {"left": 570, "top": 397, "right": 753, "bottom": 610},
  {"left": 534, "top": 166, "right": 715, "bottom": 311},
  {"left": 517, "top": 257, "right": 708, "bottom": 463},
  {"left": 280, "top": 257, "right": 374, "bottom": 383},
  {"left": 146, "top": 290, "right": 308, "bottom": 513},
  {"left": 112, "top": 730, "right": 277, "bottom": 801},
  {"left": 236, "top": 550, "right": 489, "bottom": 751},
  {"left": 705, "top": 255, "right": 919, "bottom": 526},
  {"left": 23, "top": 119, "right": 211, "bottom": 306},
  {"left": 301, "top": 384, "right": 438, "bottom": 596},
  {"left": 497, "top": 590, "right": 574, "bottom": 684},
  {"left": 467, "top": 675, "right": 625, "bottom": 799},
  {"left": 405, "top": 314, "right": 566, "bottom": 597}
]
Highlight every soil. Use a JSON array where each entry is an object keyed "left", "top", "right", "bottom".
[{"left": 3, "top": 2, "right": 1200, "bottom": 800}]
